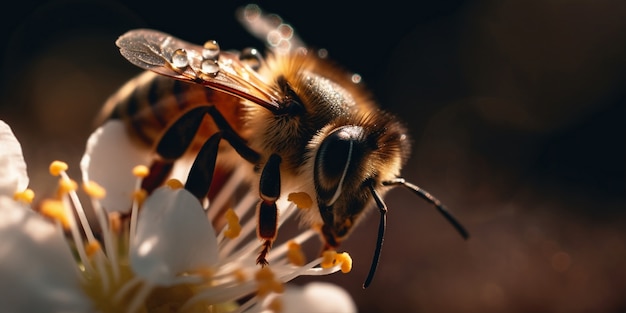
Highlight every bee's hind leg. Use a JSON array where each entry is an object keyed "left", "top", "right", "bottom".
[{"left": 256, "top": 153, "right": 282, "bottom": 266}]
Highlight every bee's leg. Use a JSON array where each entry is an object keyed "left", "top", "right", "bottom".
[
  {"left": 184, "top": 132, "right": 222, "bottom": 200},
  {"left": 256, "top": 153, "right": 282, "bottom": 266},
  {"left": 207, "top": 106, "right": 260, "bottom": 164},
  {"left": 142, "top": 106, "right": 212, "bottom": 193}
]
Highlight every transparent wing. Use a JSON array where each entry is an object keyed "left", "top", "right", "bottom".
[{"left": 116, "top": 29, "right": 281, "bottom": 111}]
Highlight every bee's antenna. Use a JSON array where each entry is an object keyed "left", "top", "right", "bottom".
[
  {"left": 364, "top": 181, "right": 387, "bottom": 289},
  {"left": 383, "top": 178, "right": 469, "bottom": 240}
]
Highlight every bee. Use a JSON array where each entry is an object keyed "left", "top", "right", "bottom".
[{"left": 103, "top": 4, "right": 469, "bottom": 288}]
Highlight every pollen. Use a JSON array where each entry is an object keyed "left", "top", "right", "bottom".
[
  {"left": 166, "top": 178, "right": 184, "bottom": 189},
  {"left": 320, "top": 250, "right": 337, "bottom": 269},
  {"left": 49, "top": 160, "right": 68, "bottom": 176},
  {"left": 109, "top": 212, "right": 122, "bottom": 233},
  {"left": 58, "top": 178, "right": 78, "bottom": 193},
  {"left": 223, "top": 208, "right": 242, "bottom": 239},
  {"left": 83, "top": 181, "right": 106, "bottom": 199},
  {"left": 13, "top": 188, "right": 35, "bottom": 204},
  {"left": 287, "top": 241, "right": 306, "bottom": 266},
  {"left": 287, "top": 192, "right": 313, "bottom": 209},
  {"left": 233, "top": 268, "right": 247, "bottom": 283},
  {"left": 268, "top": 297, "right": 283, "bottom": 313},
  {"left": 133, "top": 189, "right": 148, "bottom": 206},
  {"left": 132, "top": 165, "right": 150, "bottom": 178},
  {"left": 40, "top": 199, "right": 70, "bottom": 230},
  {"left": 255, "top": 267, "right": 284, "bottom": 297},
  {"left": 337, "top": 252, "right": 353, "bottom": 273},
  {"left": 196, "top": 268, "right": 215, "bottom": 280},
  {"left": 85, "top": 241, "right": 102, "bottom": 257}
]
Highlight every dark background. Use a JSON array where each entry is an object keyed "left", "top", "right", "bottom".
[{"left": 1, "top": 1, "right": 625, "bottom": 312}]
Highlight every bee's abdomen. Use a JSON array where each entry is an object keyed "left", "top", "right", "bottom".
[{"left": 100, "top": 71, "right": 242, "bottom": 146}]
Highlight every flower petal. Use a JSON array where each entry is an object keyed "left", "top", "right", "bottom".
[
  {"left": 131, "top": 187, "right": 219, "bottom": 285},
  {"left": 0, "top": 197, "right": 92, "bottom": 311},
  {"left": 80, "top": 120, "right": 152, "bottom": 213},
  {"left": 0, "top": 121, "right": 29, "bottom": 196},
  {"left": 265, "top": 282, "right": 357, "bottom": 313}
]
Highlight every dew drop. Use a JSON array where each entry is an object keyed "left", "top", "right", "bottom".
[
  {"left": 267, "top": 30, "right": 281, "bottom": 47},
  {"left": 239, "top": 47, "right": 263, "bottom": 71},
  {"left": 202, "top": 40, "right": 220, "bottom": 60},
  {"left": 351, "top": 73, "right": 362, "bottom": 84},
  {"left": 317, "top": 48, "right": 329, "bottom": 59},
  {"left": 276, "top": 24, "right": 294, "bottom": 40},
  {"left": 201, "top": 59, "right": 220, "bottom": 76},
  {"left": 242, "top": 4, "right": 261, "bottom": 22},
  {"left": 171, "top": 48, "right": 189, "bottom": 68}
]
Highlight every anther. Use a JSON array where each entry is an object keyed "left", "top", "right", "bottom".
[
  {"left": 233, "top": 269, "right": 247, "bottom": 283},
  {"left": 58, "top": 178, "right": 78, "bottom": 193},
  {"left": 13, "top": 189, "right": 35, "bottom": 204},
  {"left": 133, "top": 189, "right": 148, "bottom": 206},
  {"left": 132, "top": 165, "right": 150, "bottom": 178},
  {"left": 83, "top": 181, "right": 106, "bottom": 199},
  {"left": 287, "top": 241, "right": 305, "bottom": 266},
  {"left": 49, "top": 160, "right": 68, "bottom": 176},
  {"left": 320, "top": 250, "right": 337, "bottom": 269},
  {"left": 85, "top": 241, "right": 102, "bottom": 257},
  {"left": 40, "top": 199, "right": 70, "bottom": 230},
  {"left": 268, "top": 298, "right": 283, "bottom": 313},
  {"left": 224, "top": 209, "right": 242, "bottom": 239},
  {"left": 337, "top": 252, "right": 353, "bottom": 273},
  {"left": 255, "top": 267, "right": 284, "bottom": 297},
  {"left": 166, "top": 179, "right": 184, "bottom": 189},
  {"left": 287, "top": 192, "right": 313, "bottom": 209}
]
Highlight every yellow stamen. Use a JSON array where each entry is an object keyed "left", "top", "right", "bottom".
[
  {"left": 337, "top": 252, "right": 353, "bottom": 273},
  {"left": 85, "top": 241, "right": 101, "bottom": 257},
  {"left": 49, "top": 160, "right": 68, "bottom": 176},
  {"left": 133, "top": 189, "right": 148, "bottom": 206},
  {"left": 13, "top": 188, "right": 35, "bottom": 204},
  {"left": 83, "top": 181, "right": 106, "bottom": 199},
  {"left": 287, "top": 241, "right": 306, "bottom": 266},
  {"left": 59, "top": 178, "right": 78, "bottom": 193},
  {"left": 40, "top": 199, "right": 70, "bottom": 230},
  {"left": 287, "top": 192, "right": 313, "bottom": 209},
  {"left": 320, "top": 250, "right": 337, "bottom": 269},
  {"left": 255, "top": 267, "right": 284, "bottom": 297},
  {"left": 109, "top": 212, "right": 121, "bottom": 233},
  {"left": 268, "top": 297, "right": 283, "bottom": 313},
  {"left": 132, "top": 165, "right": 150, "bottom": 178},
  {"left": 166, "top": 179, "right": 184, "bottom": 189},
  {"left": 223, "top": 208, "right": 241, "bottom": 239},
  {"left": 255, "top": 267, "right": 275, "bottom": 281},
  {"left": 233, "top": 269, "right": 247, "bottom": 283},
  {"left": 196, "top": 268, "right": 215, "bottom": 280}
]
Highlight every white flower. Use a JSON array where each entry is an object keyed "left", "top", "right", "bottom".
[{"left": 0, "top": 119, "right": 356, "bottom": 313}]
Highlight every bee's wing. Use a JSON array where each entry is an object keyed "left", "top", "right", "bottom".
[
  {"left": 236, "top": 4, "right": 306, "bottom": 55},
  {"left": 116, "top": 29, "right": 281, "bottom": 111}
]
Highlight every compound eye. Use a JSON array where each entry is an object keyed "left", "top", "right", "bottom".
[{"left": 314, "top": 125, "right": 365, "bottom": 206}]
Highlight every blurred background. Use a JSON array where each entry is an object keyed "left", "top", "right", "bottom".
[{"left": 1, "top": 0, "right": 624, "bottom": 312}]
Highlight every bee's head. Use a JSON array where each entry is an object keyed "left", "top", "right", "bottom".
[{"left": 311, "top": 113, "right": 411, "bottom": 240}]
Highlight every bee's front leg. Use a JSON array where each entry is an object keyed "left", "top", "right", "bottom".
[{"left": 256, "top": 153, "right": 282, "bottom": 266}]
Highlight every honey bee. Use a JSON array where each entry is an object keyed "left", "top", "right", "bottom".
[{"left": 103, "top": 4, "right": 469, "bottom": 288}]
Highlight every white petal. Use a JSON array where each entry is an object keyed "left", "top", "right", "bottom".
[
  {"left": 80, "top": 120, "right": 152, "bottom": 213},
  {"left": 265, "top": 282, "right": 357, "bottom": 313},
  {"left": 0, "top": 197, "right": 92, "bottom": 312},
  {"left": 0, "top": 121, "right": 29, "bottom": 196},
  {"left": 131, "top": 187, "right": 219, "bottom": 285}
]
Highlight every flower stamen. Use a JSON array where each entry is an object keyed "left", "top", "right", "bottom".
[
  {"left": 223, "top": 208, "right": 242, "bottom": 239},
  {"left": 13, "top": 188, "right": 35, "bottom": 204}
]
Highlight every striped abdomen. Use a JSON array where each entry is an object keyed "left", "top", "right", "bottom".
[{"left": 99, "top": 71, "right": 245, "bottom": 149}]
